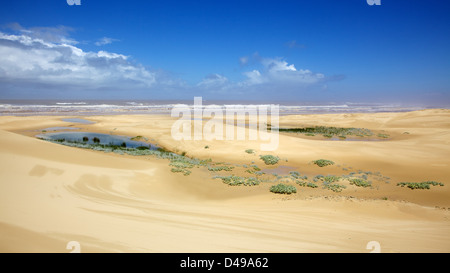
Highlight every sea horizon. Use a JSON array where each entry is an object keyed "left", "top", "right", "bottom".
[{"left": 0, "top": 98, "right": 446, "bottom": 116}]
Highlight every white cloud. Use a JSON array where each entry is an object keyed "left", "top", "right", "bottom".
[
  {"left": 239, "top": 56, "right": 249, "bottom": 66},
  {"left": 285, "top": 40, "right": 305, "bottom": 49},
  {"left": 241, "top": 57, "right": 325, "bottom": 86},
  {"left": 242, "top": 70, "right": 265, "bottom": 85},
  {"left": 95, "top": 37, "right": 119, "bottom": 46},
  {"left": 0, "top": 31, "right": 158, "bottom": 90},
  {"left": 0, "top": 24, "right": 334, "bottom": 99},
  {"left": 263, "top": 58, "right": 297, "bottom": 72},
  {"left": 197, "top": 73, "right": 229, "bottom": 88},
  {"left": 5, "top": 23, "right": 78, "bottom": 45},
  {"left": 195, "top": 57, "right": 329, "bottom": 98}
]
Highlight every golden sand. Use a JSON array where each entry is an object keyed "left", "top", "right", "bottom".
[{"left": 1, "top": 109, "right": 449, "bottom": 252}]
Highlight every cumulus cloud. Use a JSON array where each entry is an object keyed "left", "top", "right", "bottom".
[
  {"left": 194, "top": 57, "right": 331, "bottom": 100},
  {"left": 240, "top": 57, "right": 325, "bottom": 87},
  {"left": 4, "top": 23, "right": 78, "bottom": 45},
  {"left": 0, "top": 30, "right": 167, "bottom": 94},
  {"left": 242, "top": 70, "right": 265, "bottom": 85},
  {"left": 196, "top": 56, "right": 331, "bottom": 99}
]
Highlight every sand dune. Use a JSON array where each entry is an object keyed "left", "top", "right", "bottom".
[{"left": 0, "top": 109, "right": 449, "bottom": 252}]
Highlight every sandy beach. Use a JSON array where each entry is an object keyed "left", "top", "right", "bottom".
[{"left": 1, "top": 109, "right": 450, "bottom": 253}]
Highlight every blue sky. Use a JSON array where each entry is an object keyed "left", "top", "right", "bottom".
[{"left": 0, "top": 0, "right": 449, "bottom": 105}]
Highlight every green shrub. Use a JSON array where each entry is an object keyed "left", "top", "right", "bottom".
[
  {"left": 270, "top": 184, "right": 297, "bottom": 194},
  {"left": 323, "top": 175, "right": 340, "bottom": 183},
  {"left": 289, "top": 171, "right": 301, "bottom": 179},
  {"left": 251, "top": 165, "right": 261, "bottom": 171},
  {"left": 324, "top": 184, "right": 346, "bottom": 192},
  {"left": 130, "top": 135, "right": 148, "bottom": 141},
  {"left": 169, "top": 161, "right": 194, "bottom": 169},
  {"left": 314, "top": 174, "right": 346, "bottom": 192},
  {"left": 313, "top": 159, "right": 335, "bottom": 167},
  {"left": 397, "top": 181, "right": 444, "bottom": 190},
  {"left": 207, "top": 165, "right": 234, "bottom": 172},
  {"left": 245, "top": 149, "right": 255, "bottom": 154},
  {"left": 214, "top": 175, "right": 260, "bottom": 186},
  {"left": 296, "top": 180, "right": 318, "bottom": 188},
  {"left": 260, "top": 155, "right": 280, "bottom": 165},
  {"left": 306, "top": 182, "right": 318, "bottom": 188},
  {"left": 349, "top": 178, "right": 371, "bottom": 187}
]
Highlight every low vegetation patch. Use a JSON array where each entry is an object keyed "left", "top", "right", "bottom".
[
  {"left": 245, "top": 149, "right": 255, "bottom": 154},
  {"left": 130, "top": 135, "right": 148, "bottom": 141},
  {"left": 296, "top": 180, "right": 318, "bottom": 188},
  {"left": 323, "top": 175, "right": 340, "bottom": 183},
  {"left": 349, "top": 178, "right": 372, "bottom": 188},
  {"left": 377, "top": 133, "right": 389, "bottom": 138},
  {"left": 207, "top": 165, "right": 234, "bottom": 172},
  {"left": 323, "top": 183, "right": 346, "bottom": 192},
  {"left": 278, "top": 126, "right": 374, "bottom": 138},
  {"left": 214, "top": 175, "right": 260, "bottom": 186},
  {"left": 170, "top": 167, "right": 191, "bottom": 176},
  {"left": 270, "top": 184, "right": 297, "bottom": 194},
  {"left": 260, "top": 155, "right": 280, "bottom": 165},
  {"left": 313, "top": 175, "right": 346, "bottom": 192},
  {"left": 312, "top": 159, "right": 335, "bottom": 167},
  {"left": 289, "top": 171, "right": 307, "bottom": 180},
  {"left": 397, "top": 181, "right": 444, "bottom": 190}
]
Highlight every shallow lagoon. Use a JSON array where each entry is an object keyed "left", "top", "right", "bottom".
[
  {"left": 37, "top": 132, "right": 158, "bottom": 149},
  {"left": 61, "top": 118, "right": 95, "bottom": 124}
]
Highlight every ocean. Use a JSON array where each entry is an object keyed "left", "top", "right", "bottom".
[{"left": 0, "top": 99, "right": 436, "bottom": 116}]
